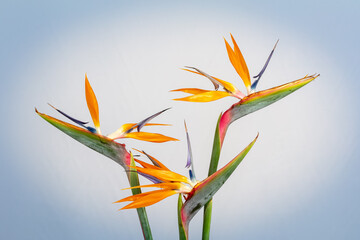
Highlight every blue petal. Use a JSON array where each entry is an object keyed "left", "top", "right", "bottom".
[
  {"left": 48, "top": 103, "right": 88, "bottom": 125},
  {"left": 125, "top": 108, "right": 171, "bottom": 134},
  {"left": 251, "top": 40, "right": 279, "bottom": 91},
  {"left": 48, "top": 103, "right": 96, "bottom": 133},
  {"left": 137, "top": 172, "right": 163, "bottom": 184},
  {"left": 184, "top": 121, "right": 196, "bottom": 182},
  {"left": 142, "top": 151, "right": 161, "bottom": 168},
  {"left": 85, "top": 126, "right": 97, "bottom": 133},
  {"left": 184, "top": 66, "right": 220, "bottom": 90}
]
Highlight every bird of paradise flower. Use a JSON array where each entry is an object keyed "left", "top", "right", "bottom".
[
  {"left": 36, "top": 74, "right": 178, "bottom": 239},
  {"left": 115, "top": 123, "right": 258, "bottom": 239},
  {"left": 171, "top": 34, "right": 319, "bottom": 239},
  {"left": 172, "top": 34, "right": 318, "bottom": 103},
  {"left": 38, "top": 74, "right": 177, "bottom": 143},
  {"left": 172, "top": 34, "right": 319, "bottom": 147}
]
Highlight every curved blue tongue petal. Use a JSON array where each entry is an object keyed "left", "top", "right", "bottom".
[
  {"left": 47, "top": 103, "right": 96, "bottom": 133},
  {"left": 251, "top": 39, "right": 279, "bottom": 91},
  {"left": 184, "top": 121, "right": 196, "bottom": 182},
  {"left": 184, "top": 66, "right": 220, "bottom": 90},
  {"left": 125, "top": 107, "right": 171, "bottom": 134}
]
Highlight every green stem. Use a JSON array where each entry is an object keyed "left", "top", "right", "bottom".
[
  {"left": 202, "top": 115, "right": 222, "bottom": 240},
  {"left": 202, "top": 200, "right": 213, "bottom": 240},
  {"left": 129, "top": 154, "right": 153, "bottom": 240},
  {"left": 135, "top": 207, "right": 152, "bottom": 240}
]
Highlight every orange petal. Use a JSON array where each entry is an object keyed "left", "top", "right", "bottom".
[
  {"left": 114, "top": 191, "right": 155, "bottom": 203},
  {"left": 124, "top": 132, "right": 179, "bottom": 143},
  {"left": 85, "top": 74, "right": 101, "bottom": 133},
  {"left": 132, "top": 166, "right": 192, "bottom": 185},
  {"left": 122, "top": 182, "right": 185, "bottom": 191},
  {"left": 182, "top": 68, "right": 241, "bottom": 95},
  {"left": 108, "top": 123, "right": 171, "bottom": 140},
  {"left": 171, "top": 88, "right": 209, "bottom": 95},
  {"left": 107, "top": 123, "right": 133, "bottom": 139},
  {"left": 224, "top": 35, "right": 251, "bottom": 93},
  {"left": 173, "top": 91, "right": 232, "bottom": 102},
  {"left": 119, "top": 189, "right": 178, "bottom": 209}
]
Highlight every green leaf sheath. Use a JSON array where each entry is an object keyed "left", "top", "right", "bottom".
[
  {"left": 178, "top": 194, "right": 187, "bottom": 240},
  {"left": 130, "top": 154, "right": 153, "bottom": 240},
  {"left": 202, "top": 200, "right": 212, "bottom": 240},
  {"left": 202, "top": 114, "right": 222, "bottom": 239},
  {"left": 207, "top": 114, "right": 223, "bottom": 176}
]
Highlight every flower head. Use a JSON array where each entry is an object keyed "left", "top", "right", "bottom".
[
  {"left": 114, "top": 150, "right": 196, "bottom": 210},
  {"left": 115, "top": 125, "right": 258, "bottom": 237},
  {"left": 39, "top": 74, "right": 178, "bottom": 143},
  {"left": 172, "top": 34, "right": 319, "bottom": 102}
]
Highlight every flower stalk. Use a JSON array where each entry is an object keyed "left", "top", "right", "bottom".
[
  {"left": 36, "top": 75, "right": 179, "bottom": 240},
  {"left": 171, "top": 34, "right": 318, "bottom": 239},
  {"left": 36, "top": 33, "right": 318, "bottom": 240}
]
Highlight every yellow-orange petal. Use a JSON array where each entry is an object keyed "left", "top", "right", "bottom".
[
  {"left": 225, "top": 35, "right": 251, "bottom": 93},
  {"left": 119, "top": 189, "right": 178, "bottom": 210},
  {"left": 107, "top": 123, "right": 133, "bottom": 139},
  {"left": 171, "top": 88, "right": 209, "bottom": 95},
  {"left": 122, "top": 182, "right": 186, "bottom": 191},
  {"left": 182, "top": 68, "right": 241, "bottom": 95},
  {"left": 173, "top": 91, "right": 232, "bottom": 102},
  {"left": 131, "top": 166, "right": 192, "bottom": 185},
  {"left": 108, "top": 123, "right": 171, "bottom": 140},
  {"left": 124, "top": 132, "right": 179, "bottom": 143},
  {"left": 113, "top": 191, "right": 155, "bottom": 203},
  {"left": 85, "top": 74, "right": 101, "bottom": 133}
]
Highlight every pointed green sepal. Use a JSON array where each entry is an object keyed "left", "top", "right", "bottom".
[
  {"left": 226, "top": 74, "right": 318, "bottom": 125},
  {"left": 181, "top": 134, "right": 258, "bottom": 236},
  {"left": 202, "top": 114, "right": 222, "bottom": 239},
  {"left": 129, "top": 153, "right": 153, "bottom": 240}
]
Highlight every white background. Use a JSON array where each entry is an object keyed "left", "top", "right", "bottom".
[{"left": 1, "top": 1, "right": 359, "bottom": 239}]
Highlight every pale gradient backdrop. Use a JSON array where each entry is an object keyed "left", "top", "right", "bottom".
[{"left": 1, "top": 1, "right": 359, "bottom": 239}]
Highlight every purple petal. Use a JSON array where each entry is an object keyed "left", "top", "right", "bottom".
[
  {"left": 184, "top": 121, "right": 196, "bottom": 181},
  {"left": 185, "top": 66, "right": 219, "bottom": 90},
  {"left": 125, "top": 108, "right": 171, "bottom": 134},
  {"left": 137, "top": 171, "right": 163, "bottom": 184},
  {"left": 251, "top": 39, "right": 279, "bottom": 91},
  {"left": 136, "top": 107, "right": 171, "bottom": 132},
  {"left": 48, "top": 103, "right": 88, "bottom": 125},
  {"left": 47, "top": 103, "right": 96, "bottom": 133},
  {"left": 142, "top": 151, "right": 161, "bottom": 168}
]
